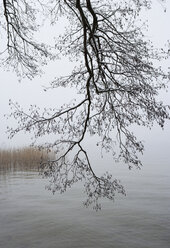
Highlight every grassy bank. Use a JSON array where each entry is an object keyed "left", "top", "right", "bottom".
[{"left": 0, "top": 147, "right": 55, "bottom": 170}]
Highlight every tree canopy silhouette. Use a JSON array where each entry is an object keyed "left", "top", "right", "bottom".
[{"left": 1, "top": 0, "right": 169, "bottom": 210}]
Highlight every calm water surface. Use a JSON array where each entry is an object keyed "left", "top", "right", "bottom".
[{"left": 0, "top": 163, "right": 170, "bottom": 248}]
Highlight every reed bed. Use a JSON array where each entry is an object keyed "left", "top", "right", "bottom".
[{"left": 0, "top": 147, "right": 55, "bottom": 171}]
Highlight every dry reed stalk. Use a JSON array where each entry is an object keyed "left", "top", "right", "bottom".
[{"left": 0, "top": 147, "right": 55, "bottom": 170}]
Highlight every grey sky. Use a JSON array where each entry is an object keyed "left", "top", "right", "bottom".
[{"left": 0, "top": 1, "right": 170, "bottom": 167}]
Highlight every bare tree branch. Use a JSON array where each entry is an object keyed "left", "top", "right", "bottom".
[{"left": 2, "top": 0, "right": 170, "bottom": 210}]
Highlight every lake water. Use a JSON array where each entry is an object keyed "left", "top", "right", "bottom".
[{"left": 0, "top": 162, "right": 170, "bottom": 248}]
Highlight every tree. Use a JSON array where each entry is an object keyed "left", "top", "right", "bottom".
[{"left": 1, "top": 0, "right": 169, "bottom": 210}]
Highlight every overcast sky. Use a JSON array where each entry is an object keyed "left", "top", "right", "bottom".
[{"left": 0, "top": 1, "right": 170, "bottom": 168}]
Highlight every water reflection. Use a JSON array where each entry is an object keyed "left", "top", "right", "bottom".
[
  {"left": 0, "top": 164, "right": 170, "bottom": 248},
  {"left": 0, "top": 162, "right": 39, "bottom": 173}
]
